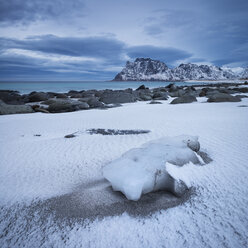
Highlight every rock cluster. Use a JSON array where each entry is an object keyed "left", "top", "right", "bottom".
[{"left": 0, "top": 82, "right": 247, "bottom": 115}]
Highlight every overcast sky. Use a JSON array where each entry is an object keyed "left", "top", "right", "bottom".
[{"left": 0, "top": 0, "right": 247, "bottom": 80}]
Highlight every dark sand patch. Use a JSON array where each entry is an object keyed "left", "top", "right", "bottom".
[
  {"left": 87, "top": 128, "right": 150, "bottom": 135},
  {"left": 35, "top": 179, "right": 193, "bottom": 222}
]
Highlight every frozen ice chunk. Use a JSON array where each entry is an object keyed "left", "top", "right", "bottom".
[{"left": 103, "top": 135, "right": 200, "bottom": 201}]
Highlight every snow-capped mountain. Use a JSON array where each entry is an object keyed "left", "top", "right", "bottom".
[
  {"left": 241, "top": 68, "right": 248, "bottom": 79},
  {"left": 113, "top": 58, "right": 241, "bottom": 81}
]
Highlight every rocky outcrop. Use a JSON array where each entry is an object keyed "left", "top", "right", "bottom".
[
  {"left": 207, "top": 93, "right": 241, "bottom": 102},
  {"left": 113, "top": 58, "right": 239, "bottom": 81},
  {"left": 0, "top": 100, "right": 34, "bottom": 115},
  {"left": 170, "top": 95, "right": 197, "bottom": 104}
]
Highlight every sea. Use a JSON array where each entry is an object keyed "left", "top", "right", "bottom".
[{"left": 0, "top": 80, "right": 214, "bottom": 94}]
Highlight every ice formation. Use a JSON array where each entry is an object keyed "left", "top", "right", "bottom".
[{"left": 103, "top": 135, "right": 201, "bottom": 201}]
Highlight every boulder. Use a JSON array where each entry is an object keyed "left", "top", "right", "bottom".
[
  {"left": 152, "top": 91, "right": 168, "bottom": 100},
  {"left": 28, "top": 92, "right": 49, "bottom": 102},
  {"left": 99, "top": 90, "right": 136, "bottom": 104},
  {"left": 47, "top": 99, "right": 89, "bottom": 113},
  {"left": 207, "top": 93, "right": 241, "bottom": 103},
  {"left": 87, "top": 98, "right": 104, "bottom": 108},
  {"left": 56, "top": 93, "right": 68, "bottom": 99},
  {"left": 170, "top": 95, "right": 197, "bottom": 104},
  {"left": 0, "top": 90, "right": 24, "bottom": 105},
  {"left": 136, "top": 85, "right": 147, "bottom": 90},
  {"left": 167, "top": 84, "right": 178, "bottom": 92},
  {"left": 0, "top": 100, "right": 34, "bottom": 115},
  {"left": 168, "top": 89, "right": 185, "bottom": 97}
]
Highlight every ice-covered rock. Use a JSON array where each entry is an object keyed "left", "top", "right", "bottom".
[{"left": 103, "top": 135, "right": 201, "bottom": 201}]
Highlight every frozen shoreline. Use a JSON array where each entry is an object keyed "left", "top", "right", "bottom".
[{"left": 0, "top": 97, "right": 248, "bottom": 247}]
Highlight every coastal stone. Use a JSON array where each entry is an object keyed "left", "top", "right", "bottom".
[
  {"left": 136, "top": 85, "right": 147, "bottom": 90},
  {"left": 170, "top": 95, "right": 197, "bottom": 104},
  {"left": 0, "top": 91, "right": 24, "bottom": 105},
  {"left": 149, "top": 100, "right": 162, "bottom": 104},
  {"left": 167, "top": 84, "right": 178, "bottom": 92},
  {"left": 235, "top": 95, "right": 248, "bottom": 99},
  {"left": 34, "top": 108, "right": 50, "bottom": 113},
  {"left": 56, "top": 93, "right": 68, "bottom": 99},
  {"left": 64, "top": 134, "right": 76, "bottom": 138},
  {"left": 28, "top": 92, "right": 49, "bottom": 102},
  {"left": 207, "top": 93, "right": 241, "bottom": 102},
  {"left": 168, "top": 89, "right": 184, "bottom": 97},
  {"left": 99, "top": 91, "right": 136, "bottom": 104},
  {"left": 48, "top": 99, "right": 89, "bottom": 113},
  {"left": 0, "top": 100, "right": 34, "bottom": 115},
  {"left": 87, "top": 98, "right": 104, "bottom": 108},
  {"left": 152, "top": 92, "right": 168, "bottom": 100},
  {"left": 70, "top": 93, "right": 83, "bottom": 98}
]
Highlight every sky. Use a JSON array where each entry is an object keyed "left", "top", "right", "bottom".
[{"left": 0, "top": 0, "right": 247, "bottom": 80}]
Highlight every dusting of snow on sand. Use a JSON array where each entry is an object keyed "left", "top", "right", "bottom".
[{"left": 0, "top": 96, "right": 248, "bottom": 247}]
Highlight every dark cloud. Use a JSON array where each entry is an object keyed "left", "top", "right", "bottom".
[
  {"left": 0, "top": 35, "right": 126, "bottom": 63},
  {"left": 0, "top": 0, "right": 85, "bottom": 25},
  {"left": 126, "top": 46, "right": 192, "bottom": 66}
]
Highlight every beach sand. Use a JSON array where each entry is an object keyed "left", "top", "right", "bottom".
[{"left": 0, "top": 96, "right": 248, "bottom": 247}]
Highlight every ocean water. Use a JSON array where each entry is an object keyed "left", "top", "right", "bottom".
[{"left": 0, "top": 80, "right": 210, "bottom": 94}]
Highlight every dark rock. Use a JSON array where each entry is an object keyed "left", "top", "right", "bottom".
[
  {"left": 136, "top": 85, "right": 147, "bottom": 90},
  {"left": 207, "top": 93, "right": 241, "bottom": 102},
  {"left": 67, "top": 90, "right": 79, "bottom": 96},
  {"left": 168, "top": 89, "right": 185, "bottom": 97},
  {"left": 170, "top": 95, "right": 197, "bottom": 104},
  {"left": 235, "top": 95, "right": 248, "bottom": 99},
  {"left": 149, "top": 100, "right": 162, "bottom": 104},
  {"left": 64, "top": 134, "right": 76, "bottom": 138},
  {"left": 41, "top": 99, "right": 57, "bottom": 105},
  {"left": 34, "top": 108, "right": 50, "bottom": 113},
  {"left": 236, "top": 87, "right": 248, "bottom": 93},
  {"left": 48, "top": 99, "right": 89, "bottom": 113},
  {"left": 70, "top": 93, "right": 83, "bottom": 98},
  {"left": 87, "top": 98, "right": 104, "bottom": 108},
  {"left": 152, "top": 91, "right": 168, "bottom": 100},
  {"left": 31, "top": 104, "right": 40, "bottom": 110},
  {"left": 237, "top": 105, "right": 248, "bottom": 107},
  {"left": 56, "top": 93, "right": 68, "bottom": 99},
  {"left": 99, "top": 91, "right": 136, "bottom": 104},
  {"left": 0, "top": 91, "right": 24, "bottom": 105},
  {"left": 28, "top": 92, "right": 49, "bottom": 102},
  {"left": 0, "top": 100, "right": 34, "bottom": 115}
]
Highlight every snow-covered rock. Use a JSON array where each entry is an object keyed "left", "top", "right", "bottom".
[
  {"left": 103, "top": 135, "right": 201, "bottom": 201},
  {"left": 113, "top": 58, "right": 239, "bottom": 81}
]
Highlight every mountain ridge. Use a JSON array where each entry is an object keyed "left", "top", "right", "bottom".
[{"left": 113, "top": 58, "right": 247, "bottom": 81}]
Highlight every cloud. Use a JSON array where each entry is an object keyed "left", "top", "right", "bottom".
[
  {"left": 0, "top": 34, "right": 195, "bottom": 79},
  {"left": 0, "top": 35, "right": 126, "bottom": 63},
  {"left": 0, "top": 0, "right": 85, "bottom": 25},
  {"left": 126, "top": 45, "right": 192, "bottom": 66}
]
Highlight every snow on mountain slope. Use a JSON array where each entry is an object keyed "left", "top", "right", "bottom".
[{"left": 113, "top": 58, "right": 241, "bottom": 81}]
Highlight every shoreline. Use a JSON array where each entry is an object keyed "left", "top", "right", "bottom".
[{"left": 0, "top": 81, "right": 248, "bottom": 115}]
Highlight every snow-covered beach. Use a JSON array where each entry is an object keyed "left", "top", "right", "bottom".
[{"left": 0, "top": 93, "right": 248, "bottom": 247}]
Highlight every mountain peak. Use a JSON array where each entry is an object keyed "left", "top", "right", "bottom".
[{"left": 113, "top": 58, "right": 239, "bottom": 81}]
